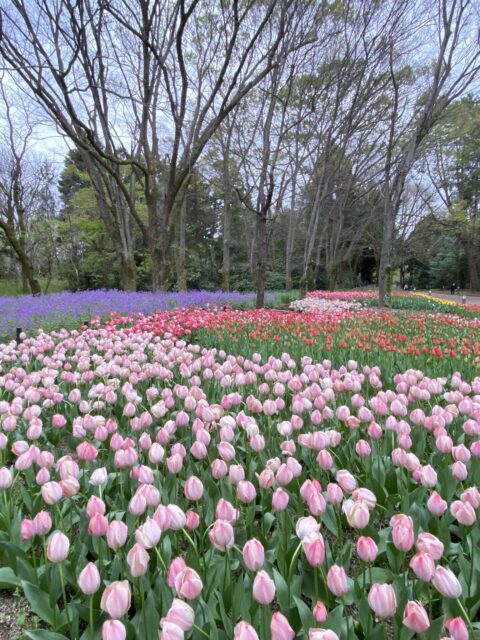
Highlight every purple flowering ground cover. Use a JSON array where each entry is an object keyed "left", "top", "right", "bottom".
[{"left": 0, "top": 289, "right": 271, "bottom": 339}]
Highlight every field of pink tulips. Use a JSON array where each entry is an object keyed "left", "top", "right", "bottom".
[{"left": 0, "top": 303, "right": 480, "bottom": 640}]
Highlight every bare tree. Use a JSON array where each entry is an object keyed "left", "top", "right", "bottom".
[
  {"left": 0, "top": 80, "right": 56, "bottom": 294},
  {"left": 0, "top": 0, "right": 319, "bottom": 291},
  {"left": 377, "top": 0, "right": 480, "bottom": 305}
]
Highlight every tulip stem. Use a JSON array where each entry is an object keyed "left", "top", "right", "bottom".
[
  {"left": 182, "top": 528, "right": 203, "bottom": 570},
  {"left": 154, "top": 546, "right": 167, "bottom": 572},
  {"left": 455, "top": 598, "right": 474, "bottom": 633},
  {"left": 287, "top": 540, "right": 303, "bottom": 585},
  {"left": 58, "top": 563, "right": 72, "bottom": 634},
  {"left": 55, "top": 503, "right": 66, "bottom": 532},
  {"left": 193, "top": 623, "right": 210, "bottom": 638},
  {"left": 89, "top": 595, "right": 94, "bottom": 639}
]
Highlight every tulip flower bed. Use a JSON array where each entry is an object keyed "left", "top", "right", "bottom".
[{"left": 0, "top": 306, "right": 479, "bottom": 640}]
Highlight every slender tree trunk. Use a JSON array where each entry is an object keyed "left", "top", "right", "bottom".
[
  {"left": 378, "top": 199, "right": 395, "bottom": 306},
  {"left": 0, "top": 221, "right": 41, "bottom": 294},
  {"left": 176, "top": 196, "right": 187, "bottom": 291},
  {"left": 222, "top": 155, "right": 232, "bottom": 292},
  {"left": 464, "top": 240, "right": 480, "bottom": 292},
  {"left": 255, "top": 211, "right": 268, "bottom": 308},
  {"left": 285, "top": 173, "right": 298, "bottom": 291}
]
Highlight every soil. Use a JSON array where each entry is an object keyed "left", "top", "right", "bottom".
[{"left": 0, "top": 590, "right": 33, "bottom": 640}]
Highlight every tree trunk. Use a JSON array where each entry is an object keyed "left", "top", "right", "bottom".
[
  {"left": 464, "top": 240, "right": 480, "bottom": 292},
  {"left": 378, "top": 200, "right": 395, "bottom": 306},
  {"left": 222, "top": 154, "right": 232, "bottom": 292},
  {"left": 119, "top": 253, "right": 137, "bottom": 291},
  {"left": 176, "top": 196, "right": 187, "bottom": 291},
  {"left": 0, "top": 220, "right": 41, "bottom": 295},
  {"left": 285, "top": 173, "right": 298, "bottom": 291},
  {"left": 255, "top": 211, "right": 268, "bottom": 308}
]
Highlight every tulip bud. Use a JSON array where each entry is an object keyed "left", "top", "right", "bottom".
[
  {"left": 403, "top": 601, "right": 430, "bottom": 633},
  {"left": 174, "top": 567, "right": 203, "bottom": 600},
  {"left": 243, "top": 539, "right": 265, "bottom": 572},
  {"left": 47, "top": 531, "right": 70, "bottom": 563},
  {"left": 313, "top": 601, "right": 328, "bottom": 623},
  {"left": 271, "top": 612, "right": 295, "bottom": 640},
  {"left": 100, "top": 580, "right": 131, "bottom": 618},
  {"left": 102, "top": 620, "right": 127, "bottom": 640},
  {"left": 252, "top": 570, "right": 276, "bottom": 605},
  {"left": 127, "top": 543, "right": 149, "bottom": 578},
  {"left": 326, "top": 565, "right": 348, "bottom": 597},
  {"left": 234, "top": 621, "right": 259, "bottom": 640},
  {"left": 78, "top": 562, "right": 101, "bottom": 595},
  {"left": 432, "top": 566, "right": 462, "bottom": 598},
  {"left": 367, "top": 583, "right": 397, "bottom": 619}
]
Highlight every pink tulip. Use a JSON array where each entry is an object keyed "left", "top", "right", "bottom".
[
  {"left": 167, "top": 557, "right": 187, "bottom": 588},
  {"left": 21, "top": 518, "right": 35, "bottom": 541},
  {"left": 272, "top": 488, "right": 289, "bottom": 511},
  {"left": 302, "top": 532, "right": 326, "bottom": 567},
  {"left": 163, "top": 598, "right": 195, "bottom": 631},
  {"left": 296, "top": 516, "right": 320, "bottom": 540},
  {"left": 344, "top": 500, "right": 370, "bottom": 529},
  {"left": 234, "top": 621, "right": 259, "bottom": 640},
  {"left": 367, "top": 583, "right": 397, "bottom": 619},
  {"left": 211, "top": 459, "right": 228, "bottom": 478},
  {"left": 86, "top": 495, "right": 106, "bottom": 518},
  {"left": 243, "top": 539, "right": 265, "bottom": 571},
  {"left": 391, "top": 523, "right": 414, "bottom": 552},
  {"left": 336, "top": 470, "right": 357, "bottom": 492},
  {"left": 41, "top": 481, "right": 63, "bottom": 505},
  {"left": 432, "top": 566, "right": 462, "bottom": 598},
  {"left": 185, "top": 510, "right": 200, "bottom": 530},
  {"left": 445, "top": 617, "right": 469, "bottom": 640},
  {"left": 47, "top": 531, "right": 70, "bottom": 563},
  {"left": 356, "top": 536, "right": 378, "bottom": 563},
  {"left": 326, "top": 565, "right": 348, "bottom": 597},
  {"left": 403, "top": 601, "right": 430, "bottom": 633},
  {"left": 271, "top": 612, "right": 295, "bottom": 640},
  {"left": 78, "top": 562, "right": 101, "bottom": 594},
  {"left": 451, "top": 461, "right": 468, "bottom": 481},
  {"left": 127, "top": 543, "right": 149, "bottom": 577},
  {"left": 252, "top": 570, "right": 276, "bottom": 604},
  {"left": 88, "top": 513, "right": 109, "bottom": 537},
  {"left": 409, "top": 552, "right": 435, "bottom": 581},
  {"left": 100, "top": 580, "right": 131, "bottom": 618},
  {"left": 355, "top": 440, "right": 371, "bottom": 457},
  {"left": 237, "top": 480, "right": 256, "bottom": 503},
  {"left": 0, "top": 467, "right": 13, "bottom": 489},
  {"left": 135, "top": 517, "right": 161, "bottom": 548},
  {"left": 427, "top": 491, "right": 448, "bottom": 516},
  {"left": 415, "top": 532, "right": 444, "bottom": 560},
  {"left": 174, "top": 567, "right": 203, "bottom": 600},
  {"left": 167, "top": 505, "right": 186, "bottom": 530},
  {"left": 451, "top": 500, "right": 477, "bottom": 526},
  {"left": 461, "top": 486, "right": 480, "bottom": 509},
  {"left": 326, "top": 483, "right": 343, "bottom": 505},
  {"left": 312, "top": 601, "right": 328, "bottom": 622},
  {"left": 209, "top": 519, "right": 234, "bottom": 552},
  {"left": 33, "top": 511, "right": 52, "bottom": 536},
  {"left": 184, "top": 476, "right": 204, "bottom": 501},
  {"left": 102, "top": 620, "right": 127, "bottom": 640},
  {"left": 159, "top": 621, "right": 184, "bottom": 640},
  {"left": 106, "top": 520, "right": 128, "bottom": 550},
  {"left": 216, "top": 498, "right": 239, "bottom": 522}
]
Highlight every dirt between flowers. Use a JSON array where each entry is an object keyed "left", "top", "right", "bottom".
[{"left": 0, "top": 589, "right": 34, "bottom": 639}]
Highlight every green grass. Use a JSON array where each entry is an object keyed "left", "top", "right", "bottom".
[{"left": 0, "top": 278, "right": 68, "bottom": 296}]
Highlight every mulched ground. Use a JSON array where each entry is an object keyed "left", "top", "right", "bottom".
[{"left": 0, "top": 590, "right": 33, "bottom": 640}]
